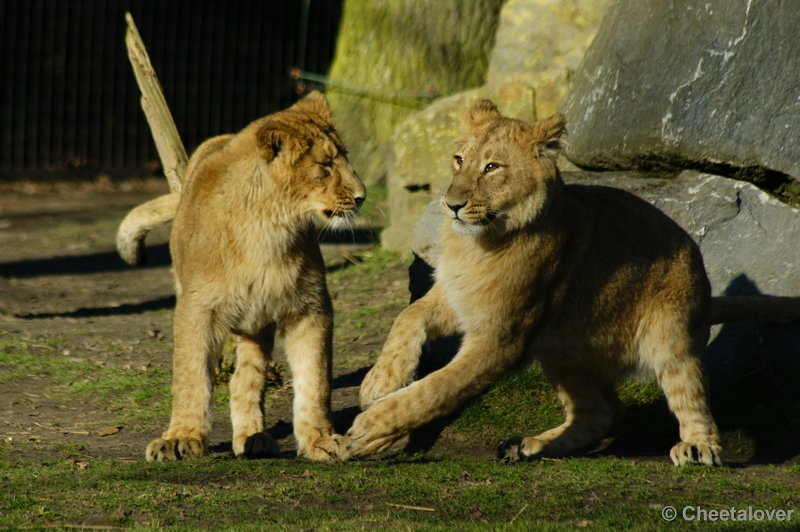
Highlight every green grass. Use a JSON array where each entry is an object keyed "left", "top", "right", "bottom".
[
  {"left": 0, "top": 338, "right": 175, "bottom": 431},
  {"left": 453, "top": 364, "right": 564, "bottom": 440},
  {"left": 2, "top": 248, "right": 800, "bottom": 529},
  {"left": 1, "top": 453, "right": 798, "bottom": 530}
]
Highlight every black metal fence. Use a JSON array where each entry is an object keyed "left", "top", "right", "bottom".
[{"left": 0, "top": 0, "right": 342, "bottom": 173}]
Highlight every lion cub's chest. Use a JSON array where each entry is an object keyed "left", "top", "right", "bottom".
[
  {"left": 437, "top": 235, "right": 535, "bottom": 325},
  {"left": 236, "top": 251, "right": 324, "bottom": 327}
]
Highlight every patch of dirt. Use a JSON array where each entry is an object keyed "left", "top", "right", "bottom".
[{"left": 0, "top": 180, "right": 406, "bottom": 463}]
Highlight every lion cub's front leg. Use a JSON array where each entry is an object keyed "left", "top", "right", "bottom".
[
  {"left": 359, "top": 285, "right": 457, "bottom": 410},
  {"left": 345, "top": 334, "right": 518, "bottom": 459},
  {"left": 146, "top": 299, "right": 224, "bottom": 461},
  {"left": 282, "top": 309, "right": 342, "bottom": 461}
]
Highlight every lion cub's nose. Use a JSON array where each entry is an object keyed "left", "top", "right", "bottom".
[
  {"left": 445, "top": 199, "right": 466, "bottom": 215},
  {"left": 354, "top": 195, "right": 365, "bottom": 208}
]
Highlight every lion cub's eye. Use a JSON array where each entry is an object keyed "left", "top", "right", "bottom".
[
  {"left": 453, "top": 155, "right": 463, "bottom": 167},
  {"left": 321, "top": 158, "right": 335, "bottom": 168},
  {"left": 484, "top": 163, "right": 498, "bottom": 173}
]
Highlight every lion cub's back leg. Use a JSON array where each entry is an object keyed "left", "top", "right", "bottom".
[
  {"left": 499, "top": 365, "right": 625, "bottom": 461},
  {"left": 146, "top": 298, "right": 225, "bottom": 461},
  {"left": 640, "top": 313, "right": 722, "bottom": 466},
  {"left": 230, "top": 328, "right": 281, "bottom": 459}
]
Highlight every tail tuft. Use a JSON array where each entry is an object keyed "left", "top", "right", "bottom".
[{"left": 116, "top": 193, "right": 181, "bottom": 267}]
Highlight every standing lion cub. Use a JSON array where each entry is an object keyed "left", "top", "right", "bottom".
[
  {"left": 117, "top": 92, "right": 365, "bottom": 461},
  {"left": 340, "top": 99, "right": 800, "bottom": 466}
]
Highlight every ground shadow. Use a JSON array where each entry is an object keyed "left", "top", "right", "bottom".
[
  {"left": 0, "top": 244, "right": 171, "bottom": 277},
  {"left": 0, "top": 228, "right": 378, "bottom": 279},
  {"left": 331, "top": 367, "right": 370, "bottom": 390},
  {"left": 18, "top": 295, "right": 177, "bottom": 320},
  {"left": 704, "top": 275, "right": 800, "bottom": 464},
  {"left": 593, "top": 275, "right": 800, "bottom": 464}
]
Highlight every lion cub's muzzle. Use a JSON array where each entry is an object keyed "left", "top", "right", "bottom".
[
  {"left": 322, "top": 184, "right": 366, "bottom": 229},
  {"left": 443, "top": 196, "right": 492, "bottom": 224},
  {"left": 324, "top": 195, "right": 364, "bottom": 219}
]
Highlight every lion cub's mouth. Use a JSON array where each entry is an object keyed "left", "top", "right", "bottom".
[
  {"left": 320, "top": 206, "right": 361, "bottom": 230},
  {"left": 451, "top": 212, "right": 496, "bottom": 236},
  {"left": 456, "top": 211, "right": 495, "bottom": 226},
  {"left": 324, "top": 209, "right": 355, "bottom": 219}
]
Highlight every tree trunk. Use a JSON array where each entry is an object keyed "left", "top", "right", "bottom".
[{"left": 326, "top": 0, "right": 506, "bottom": 187}]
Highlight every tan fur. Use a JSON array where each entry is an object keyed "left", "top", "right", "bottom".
[
  {"left": 117, "top": 92, "right": 365, "bottom": 462},
  {"left": 341, "top": 99, "right": 800, "bottom": 466}
]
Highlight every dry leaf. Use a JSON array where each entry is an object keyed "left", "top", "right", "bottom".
[
  {"left": 68, "top": 458, "right": 89, "bottom": 470},
  {"left": 97, "top": 425, "right": 122, "bottom": 437},
  {"left": 112, "top": 504, "right": 132, "bottom": 518}
]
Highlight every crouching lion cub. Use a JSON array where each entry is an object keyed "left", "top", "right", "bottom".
[
  {"left": 117, "top": 92, "right": 365, "bottom": 462},
  {"left": 340, "top": 99, "right": 800, "bottom": 466}
]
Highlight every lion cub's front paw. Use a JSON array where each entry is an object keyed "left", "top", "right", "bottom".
[
  {"left": 358, "top": 367, "right": 408, "bottom": 411},
  {"left": 145, "top": 437, "right": 207, "bottom": 462},
  {"left": 670, "top": 442, "right": 723, "bottom": 466},
  {"left": 342, "top": 406, "right": 403, "bottom": 459},
  {"left": 299, "top": 433, "right": 346, "bottom": 462},
  {"left": 234, "top": 432, "right": 281, "bottom": 459}
]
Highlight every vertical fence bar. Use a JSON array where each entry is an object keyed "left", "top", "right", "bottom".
[{"left": 0, "top": 0, "right": 344, "bottom": 174}]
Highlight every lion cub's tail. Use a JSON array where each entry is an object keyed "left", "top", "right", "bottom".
[
  {"left": 709, "top": 296, "right": 800, "bottom": 325},
  {"left": 116, "top": 192, "right": 181, "bottom": 267}
]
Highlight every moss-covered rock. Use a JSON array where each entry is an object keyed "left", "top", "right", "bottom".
[
  {"left": 325, "top": 0, "right": 505, "bottom": 187},
  {"left": 487, "top": 0, "right": 613, "bottom": 119}
]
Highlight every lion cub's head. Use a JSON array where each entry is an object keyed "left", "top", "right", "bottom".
[
  {"left": 256, "top": 92, "right": 366, "bottom": 229},
  {"left": 444, "top": 100, "right": 566, "bottom": 237}
]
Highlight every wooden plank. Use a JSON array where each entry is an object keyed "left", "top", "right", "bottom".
[{"left": 124, "top": 12, "right": 187, "bottom": 192}]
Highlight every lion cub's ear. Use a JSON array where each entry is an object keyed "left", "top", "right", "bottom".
[
  {"left": 293, "top": 91, "right": 334, "bottom": 125},
  {"left": 257, "top": 122, "right": 307, "bottom": 165},
  {"left": 531, "top": 112, "right": 567, "bottom": 157},
  {"left": 462, "top": 99, "right": 501, "bottom": 130}
]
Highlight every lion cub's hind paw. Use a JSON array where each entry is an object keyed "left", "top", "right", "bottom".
[
  {"left": 145, "top": 437, "right": 207, "bottom": 462},
  {"left": 670, "top": 442, "right": 723, "bottom": 466},
  {"left": 239, "top": 432, "right": 282, "bottom": 459}
]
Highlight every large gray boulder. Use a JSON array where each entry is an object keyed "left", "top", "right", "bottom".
[
  {"left": 487, "top": 0, "right": 614, "bottom": 119},
  {"left": 410, "top": 171, "right": 800, "bottom": 377},
  {"left": 561, "top": 0, "right": 800, "bottom": 182}
]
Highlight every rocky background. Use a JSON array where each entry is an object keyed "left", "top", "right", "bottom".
[
  {"left": 379, "top": 0, "right": 614, "bottom": 250},
  {"left": 331, "top": 0, "right": 800, "bottom": 380}
]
